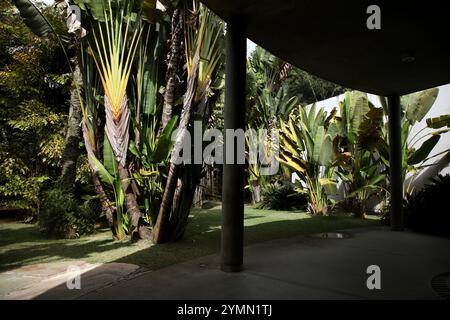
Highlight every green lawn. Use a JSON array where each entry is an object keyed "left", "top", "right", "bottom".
[{"left": 0, "top": 204, "right": 380, "bottom": 272}]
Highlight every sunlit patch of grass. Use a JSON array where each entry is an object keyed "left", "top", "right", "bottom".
[{"left": 0, "top": 205, "right": 380, "bottom": 271}]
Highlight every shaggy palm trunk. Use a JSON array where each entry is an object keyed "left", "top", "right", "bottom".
[
  {"left": 59, "top": 61, "right": 82, "bottom": 194},
  {"left": 152, "top": 55, "right": 200, "bottom": 244},
  {"left": 193, "top": 177, "right": 205, "bottom": 207},
  {"left": 160, "top": 8, "right": 183, "bottom": 134},
  {"left": 170, "top": 165, "right": 201, "bottom": 240},
  {"left": 91, "top": 173, "right": 115, "bottom": 234},
  {"left": 118, "top": 163, "right": 152, "bottom": 240},
  {"left": 153, "top": 164, "right": 179, "bottom": 243}
]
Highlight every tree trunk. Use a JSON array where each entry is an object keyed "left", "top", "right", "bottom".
[
  {"left": 159, "top": 8, "right": 183, "bottom": 134},
  {"left": 169, "top": 167, "right": 199, "bottom": 241},
  {"left": 152, "top": 53, "right": 200, "bottom": 244},
  {"left": 91, "top": 172, "right": 116, "bottom": 235},
  {"left": 59, "top": 61, "right": 82, "bottom": 194},
  {"left": 152, "top": 163, "right": 179, "bottom": 243},
  {"left": 252, "top": 180, "right": 261, "bottom": 203},
  {"left": 118, "top": 163, "right": 152, "bottom": 240},
  {"left": 193, "top": 179, "right": 205, "bottom": 208}
]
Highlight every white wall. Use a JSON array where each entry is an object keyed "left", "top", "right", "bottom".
[
  {"left": 409, "top": 84, "right": 450, "bottom": 177},
  {"left": 301, "top": 84, "right": 450, "bottom": 196}
]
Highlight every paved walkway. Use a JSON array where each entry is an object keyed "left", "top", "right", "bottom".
[
  {"left": 0, "top": 262, "right": 145, "bottom": 299},
  {"left": 25, "top": 228, "right": 450, "bottom": 299}
]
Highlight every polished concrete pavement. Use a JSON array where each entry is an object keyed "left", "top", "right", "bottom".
[{"left": 34, "top": 227, "right": 450, "bottom": 300}]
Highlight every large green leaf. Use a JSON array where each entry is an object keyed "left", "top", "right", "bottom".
[
  {"left": 348, "top": 91, "right": 369, "bottom": 143},
  {"left": 103, "top": 135, "right": 118, "bottom": 176},
  {"left": 89, "top": 155, "right": 114, "bottom": 186},
  {"left": 368, "top": 173, "right": 386, "bottom": 186},
  {"left": 150, "top": 115, "right": 179, "bottom": 163},
  {"left": 408, "top": 135, "right": 440, "bottom": 165},
  {"left": 378, "top": 96, "right": 388, "bottom": 114},
  {"left": 73, "top": 0, "right": 107, "bottom": 21},
  {"left": 357, "top": 105, "right": 383, "bottom": 150},
  {"left": 426, "top": 115, "right": 450, "bottom": 129},
  {"left": 142, "top": 0, "right": 157, "bottom": 22},
  {"left": 326, "top": 117, "right": 344, "bottom": 140},
  {"left": 13, "top": 0, "right": 52, "bottom": 37},
  {"left": 319, "top": 134, "right": 334, "bottom": 166},
  {"left": 319, "top": 178, "right": 337, "bottom": 195},
  {"left": 402, "top": 88, "right": 439, "bottom": 125},
  {"left": 278, "top": 155, "right": 306, "bottom": 174},
  {"left": 312, "top": 126, "right": 325, "bottom": 163},
  {"left": 142, "top": 23, "right": 167, "bottom": 115},
  {"left": 307, "top": 103, "right": 317, "bottom": 131},
  {"left": 142, "top": 59, "right": 158, "bottom": 115}
]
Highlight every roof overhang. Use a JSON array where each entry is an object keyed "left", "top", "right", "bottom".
[{"left": 201, "top": 0, "right": 450, "bottom": 96}]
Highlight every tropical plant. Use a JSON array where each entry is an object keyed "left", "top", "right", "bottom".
[
  {"left": 332, "top": 91, "right": 386, "bottom": 217},
  {"left": 87, "top": 0, "right": 153, "bottom": 239},
  {"left": 152, "top": 0, "right": 225, "bottom": 243},
  {"left": 279, "top": 104, "right": 339, "bottom": 215},
  {"left": 378, "top": 88, "right": 450, "bottom": 195},
  {"left": 1, "top": 1, "right": 77, "bottom": 218},
  {"left": 38, "top": 188, "right": 96, "bottom": 238},
  {"left": 159, "top": 4, "right": 183, "bottom": 133},
  {"left": 245, "top": 127, "right": 269, "bottom": 204},
  {"left": 12, "top": 0, "right": 87, "bottom": 196},
  {"left": 404, "top": 174, "right": 450, "bottom": 237},
  {"left": 258, "top": 182, "right": 307, "bottom": 211},
  {"left": 245, "top": 47, "right": 298, "bottom": 204},
  {"left": 248, "top": 45, "right": 346, "bottom": 106}
]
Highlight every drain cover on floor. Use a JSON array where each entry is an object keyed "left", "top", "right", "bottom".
[
  {"left": 431, "top": 272, "right": 450, "bottom": 299},
  {"left": 309, "top": 232, "right": 351, "bottom": 239}
]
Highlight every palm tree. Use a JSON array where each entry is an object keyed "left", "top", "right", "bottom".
[
  {"left": 152, "top": 1, "right": 224, "bottom": 243},
  {"left": 90, "top": 1, "right": 151, "bottom": 239},
  {"left": 160, "top": 7, "right": 184, "bottom": 134}
]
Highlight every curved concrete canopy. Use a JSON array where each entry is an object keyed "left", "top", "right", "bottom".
[{"left": 201, "top": 0, "right": 450, "bottom": 96}]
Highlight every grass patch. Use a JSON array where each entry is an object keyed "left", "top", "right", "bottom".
[{"left": 0, "top": 205, "right": 380, "bottom": 272}]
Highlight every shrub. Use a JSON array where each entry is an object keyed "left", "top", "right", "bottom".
[
  {"left": 404, "top": 174, "right": 450, "bottom": 237},
  {"left": 39, "top": 188, "right": 96, "bottom": 239},
  {"left": 258, "top": 182, "right": 308, "bottom": 210}
]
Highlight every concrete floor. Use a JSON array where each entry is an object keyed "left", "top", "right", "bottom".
[{"left": 32, "top": 227, "right": 450, "bottom": 300}]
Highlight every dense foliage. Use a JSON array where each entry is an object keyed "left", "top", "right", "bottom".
[
  {"left": 0, "top": 2, "right": 78, "bottom": 216},
  {"left": 404, "top": 174, "right": 450, "bottom": 237},
  {"left": 38, "top": 188, "right": 96, "bottom": 238},
  {"left": 3, "top": 0, "right": 449, "bottom": 242},
  {"left": 258, "top": 182, "right": 307, "bottom": 211}
]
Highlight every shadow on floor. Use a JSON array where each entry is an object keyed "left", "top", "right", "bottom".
[
  {"left": 0, "top": 211, "right": 380, "bottom": 273},
  {"left": 33, "top": 228, "right": 450, "bottom": 300}
]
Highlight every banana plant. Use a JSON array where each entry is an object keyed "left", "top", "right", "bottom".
[
  {"left": 378, "top": 88, "right": 450, "bottom": 195},
  {"left": 331, "top": 91, "right": 386, "bottom": 217},
  {"left": 279, "top": 104, "right": 338, "bottom": 215}
]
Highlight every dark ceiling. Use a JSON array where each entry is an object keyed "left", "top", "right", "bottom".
[{"left": 201, "top": 0, "right": 450, "bottom": 96}]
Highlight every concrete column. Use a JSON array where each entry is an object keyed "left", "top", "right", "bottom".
[
  {"left": 221, "top": 16, "right": 246, "bottom": 272},
  {"left": 387, "top": 94, "right": 404, "bottom": 231}
]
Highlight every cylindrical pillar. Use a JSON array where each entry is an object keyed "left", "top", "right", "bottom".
[
  {"left": 387, "top": 94, "right": 404, "bottom": 231},
  {"left": 221, "top": 17, "right": 246, "bottom": 272}
]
